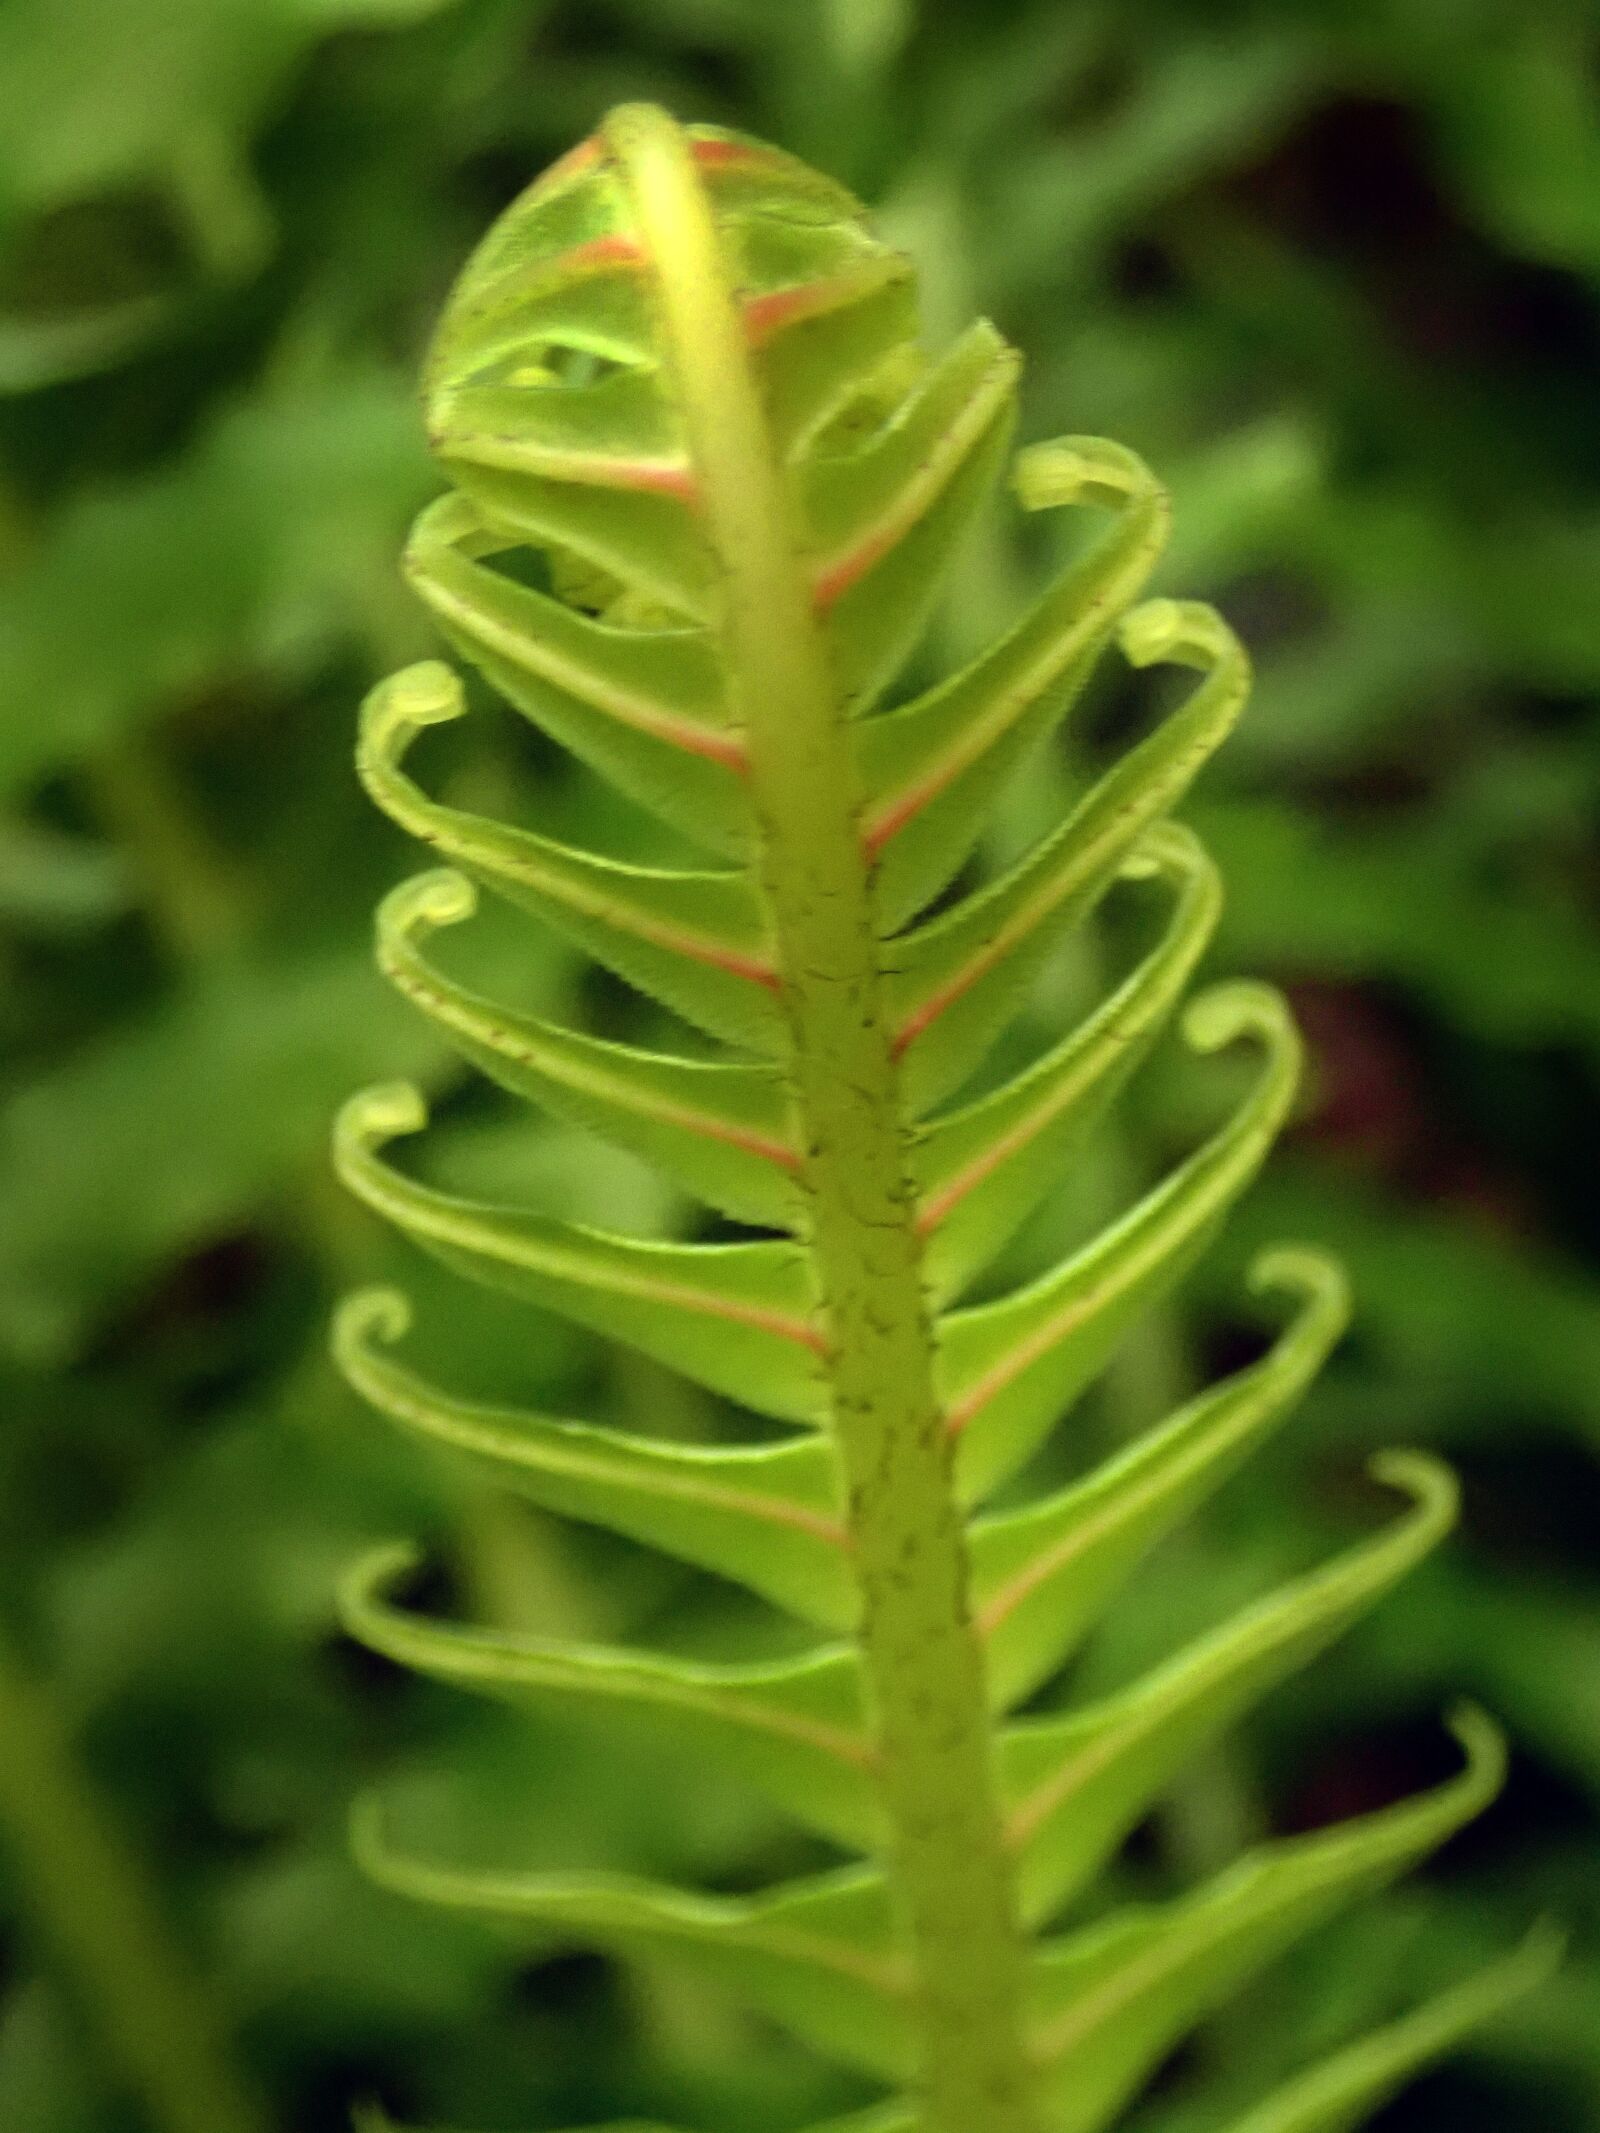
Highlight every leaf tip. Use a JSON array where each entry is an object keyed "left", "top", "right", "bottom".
[
  {"left": 1248, "top": 1242, "right": 1351, "bottom": 1328},
  {"left": 1120, "top": 594, "right": 1243, "bottom": 676},
  {"left": 339, "top": 1542, "right": 426, "bottom": 1650},
  {"left": 1444, "top": 1700, "right": 1510, "bottom": 1810},
  {"left": 1012, "top": 432, "right": 1163, "bottom": 515},
  {"left": 363, "top": 659, "right": 467, "bottom": 743},
  {"left": 380, "top": 868, "right": 480, "bottom": 946},
  {"left": 1366, "top": 1448, "right": 1460, "bottom": 1540},
  {"left": 1182, "top": 977, "right": 1297, "bottom": 1063},
  {"left": 336, "top": 1081, "right": 430, "bottom": 1155},
  {"left": 332, "top": 1284, "right": 414, "bottom": 1378}
]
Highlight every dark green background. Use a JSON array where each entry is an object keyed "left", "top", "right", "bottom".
[{"left": 2, "top": 3, "right": 1598, "bottom": 2129}]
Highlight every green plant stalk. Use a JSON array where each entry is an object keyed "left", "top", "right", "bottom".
[
  {"left": 0, "top": 1629, "right": 268, "bottom": 2133},
  {"left": 90, "top": 735, "right": 251, "bottom": 965},
  {"left": 609, "top": 107, "right": 1043, "bottom": 2133}
]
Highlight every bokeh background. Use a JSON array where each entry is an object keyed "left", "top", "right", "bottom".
[{"left": 2, "top": 3, "right": 1599, "bottom": 2130}]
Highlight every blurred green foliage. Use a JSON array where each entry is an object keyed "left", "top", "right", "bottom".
[{"left": 0, "top": 3, "right": 1597, "bottom": 2130}]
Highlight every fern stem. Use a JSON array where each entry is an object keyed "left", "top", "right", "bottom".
[
  {"left": 609, "top": 108, "right": 1045, "bottom": 2133},
  {"left": 0, "top": 1626, "right": 270, "bottom": 2133}
]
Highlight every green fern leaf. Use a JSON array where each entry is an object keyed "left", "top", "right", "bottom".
[
  {"left": 1030, "top": 1711, "right": 1504, "bottom": 2131},
  {"left": 1207, "top": 1925, "right": 1565, "bottom": 2133},
  {"left": 334, "top": 105, "right": 1549, "bottom": 2133}
]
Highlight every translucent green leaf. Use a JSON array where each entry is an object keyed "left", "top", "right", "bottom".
[
  {"left": 807, "top": 321, "right": 1019, "bottom": 709},
  {"left": 1002, "top": 1454, "right": 1458, "bottom": 1923},
  {"left": 425, "top": 158, "right": 643, "bottom": 383},
  {"left": 332, "top": 1290, "right": 850, "bottom": 1626},
  {"left": 342, "top": 1549, "right": 876, "bottom": 1848},
  {"left": 914, "top": 824, "right": 1220, "bottom": 1302},
  {"left": 358, "top": 664, "right": 784, "bottom": 1054},
  {"left": 429, "top": 458, "right": 713, "bottom": 625},
  {"left": 729, "top": 186, "right": 886, "bottom": 325},
  {"left": 432, "top": 362, "right": 709, "bottom": 625},
  {"left": 426, "top": 148, "right": 716, "bottom": 623},
  {"left": 857, "top": 435, "right": 1170, "bottom": 931},
  {"left": 423, "top": 232, "right": 657, "bottom": 381},
  {"left": 441, "top": 367, "right": 685, "bottom": 495},
  {"left": 759, "top": 256, "right": 919, "bottom": 460},
  {"left": 353, "top": 1819, "right": 909, "bottom": 2081},
  {"left": 886, "top": 599, "right": 1250, "bottom": 1111},
  {"left": 334, "top": 1085, "right": 825, "bottom": 1425},
  {"left": 376, "top": 871, "right": 803, "bottom": 1230},
  {"left": 971, "top": 1248, "right": 1351, "bottom": 1710},
  {"left": 1212, "top": 1925, "right": 1564, "bottom": 2133},
  {"left": 1031, "top": 1711, "right": 1506, "bottom": 2133},
  {"left": 405, "top": 492, "right": 750, "bottom": 856},
  {"left": 940, "top": 983, "right": 1302, "bottom": 1500}
]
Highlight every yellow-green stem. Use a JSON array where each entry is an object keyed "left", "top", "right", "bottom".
[{"left": 609, "top": 107, "right": 1045, "bottom": 2133}]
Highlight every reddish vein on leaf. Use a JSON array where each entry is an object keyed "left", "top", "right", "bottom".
[
  {"left": 417, "top": 562, "right": 749, "bottom": 771},
  {"left": 943, "top": 1292, "right": 1096, "bottom": 1440},
  {"left": 557, "top": 232, "right": 648, "bottom": 276},
  {"left": 810, "top": 362, "right": 1013, "bottom": 613},
  {"left": 742, "top": 270, "right": 882, "bottom": 348},
  {"left": 528, "top": 133, "right": 605, "bottom": 197},
  {"left": 393, "top": 967, "right": 798, "bottom": 1172}
]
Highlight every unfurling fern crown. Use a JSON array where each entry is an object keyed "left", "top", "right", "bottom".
[{"left": 332, "top": 105, "right": 1554, "bottom": 2133}]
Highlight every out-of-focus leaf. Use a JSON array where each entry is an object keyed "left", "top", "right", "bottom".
[
  {"left": 1202, "top": 796, "right": 1600, "bottom": 1064},
  {"left": 1230, "top": 1161, "right": 1600, "bottom": 1455},
  {"left": 0, "top": 0, "right": 469, "bottom": 222},
  {"left": 0, "top": 950, "right": 423, "bottom": 1360},
  {"left": 0, "top": 293, "right": 180, "bottom": 395},
  {"left": 1211, "top": 1930, "right": 1559, "bottom": 2132},
  {"left": 0, "top": 371, "right": 432, "bottom": 800},
  {"left": 0, "top": 819, "right": 129, "bottom": 928}
]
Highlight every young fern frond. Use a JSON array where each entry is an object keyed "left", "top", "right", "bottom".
[{"left": 333, "top": 107, "right": 1552, "bottom": 2133}]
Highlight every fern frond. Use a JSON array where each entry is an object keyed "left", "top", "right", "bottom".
[
  {"left": 335, "top": 107, "right": 1546, "bottom": 2133},
  {"left": 1205, "top": 1923, "right": 1565, "bottom": 2133}
]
